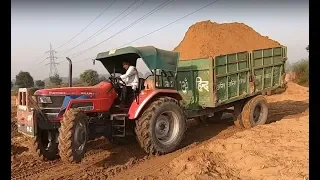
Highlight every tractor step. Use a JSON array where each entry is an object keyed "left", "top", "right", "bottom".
[{"left": 110, "top": 114, "right": 128, "bottom": 138}]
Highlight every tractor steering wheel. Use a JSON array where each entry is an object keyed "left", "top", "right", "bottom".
[{"left": 109, "top": 76, "right": 126, "bottom": 88}]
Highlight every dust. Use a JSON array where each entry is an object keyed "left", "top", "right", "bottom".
[{"left": 174, "top": 20, "right": 281, "bottom": 60}]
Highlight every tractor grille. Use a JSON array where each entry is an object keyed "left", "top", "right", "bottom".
[
  {"left": 37, "top": 96, "right": 65, "bottom": 120},
  {"left": 38, "top": 96, "right": 65, "bottom": 109}
]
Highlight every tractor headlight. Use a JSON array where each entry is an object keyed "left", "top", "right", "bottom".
[{"left": 38, "top": 96, "right": 52, "bottom": 103}]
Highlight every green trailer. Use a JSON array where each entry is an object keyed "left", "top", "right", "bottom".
[{"left": 177, "top": 46, "right": 287, "bottom": 126}]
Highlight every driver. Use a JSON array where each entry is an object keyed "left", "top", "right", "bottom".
[{"left": 118, "top": 61, "right": 139, "bottom": 107}]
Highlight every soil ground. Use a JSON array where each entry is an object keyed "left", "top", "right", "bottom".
[{"left": 11, "top": 82, "right": 309, "bottom": 180}]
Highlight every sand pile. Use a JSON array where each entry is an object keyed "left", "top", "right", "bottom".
[
  {"left": 267, "top": 82, "right": 309, "bottom": 102},
  {"left": 174, "top": 20, "right": 281, "bottom": 60}
]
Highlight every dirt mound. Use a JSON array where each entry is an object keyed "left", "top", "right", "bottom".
[
  {"left": 174, "top": 20, "right": 281, "bottom": 60},
  {"left": 268, "top": 82, "right": 309, "bottom": 103}
]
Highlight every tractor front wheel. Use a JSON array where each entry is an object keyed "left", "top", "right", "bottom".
[
  {"left": 58, "top": 109, "right": 89, "bottom": 163},
  {"left": 29, "top": 129, "right": 58, "bottom": 161},
  {"left": 135, "top": 97, "right": 186, "bottom": 155}
]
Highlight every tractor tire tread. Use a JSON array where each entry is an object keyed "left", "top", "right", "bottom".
[{"left": 135, "top": 97, "right": 185, "bottom": 155}]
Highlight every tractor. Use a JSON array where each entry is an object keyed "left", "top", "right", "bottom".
[{"left": 16, "top": 46, "right": 186, "bottom": 163}]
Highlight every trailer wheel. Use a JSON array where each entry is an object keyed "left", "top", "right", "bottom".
[
  {"left": 135, "top": 97, "right": 186, "bottom": 155},
  {"left": 29, "top": 129, "right": 58, "bottom": 161},
  {"left": 241, "top": 95, "right": 269, "bottom": 128},
  {"left": 58, "top": 109, "right": 88, "bottom": 163}
]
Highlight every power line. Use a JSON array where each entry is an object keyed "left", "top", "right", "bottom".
[
  {"left": 68, "top": 0, "right": 221, "bottom": 65},
  {"left": 119, "top": 0, "right": 221, "bottom": 48},
  {"left": 69, "top": 0, "right": 175, "bottom": 58},
  {"left": 55, "top": 0, "right": 118, "bottom": 50},
  {"left": 34, "top": 63, "right": 50, "bottom": 72},
  {"left": 58, "top": 0, "right": 144, "bottom": 56}
]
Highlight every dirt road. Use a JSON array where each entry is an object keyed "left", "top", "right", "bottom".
[{"left": 11, "top": 82, "right": 309, "bottom": 180}]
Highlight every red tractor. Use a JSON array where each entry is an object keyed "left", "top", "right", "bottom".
[{"left": 16, "top": 46, "right": 186, "bottom": 163}]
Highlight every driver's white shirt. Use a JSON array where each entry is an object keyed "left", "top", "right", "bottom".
[{"left": 120, "top": 66, "right": 139, "bottom": 90}]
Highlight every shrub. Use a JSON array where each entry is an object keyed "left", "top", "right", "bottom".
[
  {"left": 80, "top": 69, "right": 99, "bottom": 86},
  {"left": 291, "top": 58, "right": 309, "bottom": 86}
]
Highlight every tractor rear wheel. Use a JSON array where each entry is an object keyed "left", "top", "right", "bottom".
[
  {"left": 240, "top": 95, "right": 269, "bottom": 128},
  {"left": 135, "top": 97, "right": 186, "bottom": 155},
  {"left": 58, "top": 109, "right": 89, "bottom": 163},
  {"left": 29, "top": 129, "right": 58, "bottom": 161}
]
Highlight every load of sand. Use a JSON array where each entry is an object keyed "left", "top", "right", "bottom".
[{"left": 174, "top": 20, "right": 281, "bottom": 60}]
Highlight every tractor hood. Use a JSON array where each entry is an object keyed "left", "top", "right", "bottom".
[{"left": 34, "top": 81, "right": 113, "bottom": 97}]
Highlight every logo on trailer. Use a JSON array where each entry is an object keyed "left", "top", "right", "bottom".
[
  {"left": 196, "top": 77, "right": 209, "bottom": 92},
  {"left": 179, "top": 78, "right": 189, "bottom": 94}
]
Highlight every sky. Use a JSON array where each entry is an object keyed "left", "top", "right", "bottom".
[{"left": 11, "top": 0, "right": 309, "bottom": 80}]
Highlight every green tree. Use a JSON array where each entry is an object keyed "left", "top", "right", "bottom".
[
  {"left": 80, "top": 69, "right": 99, "bottom": 86},
  {"left": 35, "top": 80, "right": 45, "bottom": 88},
  {"left": 49, "top": 73, "right": 62, "bottom": 86},
  {"left": 15, "top": 71, "right": 34, "bottom": 88}
]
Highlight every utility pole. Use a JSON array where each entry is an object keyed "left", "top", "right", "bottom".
[{"left": 45, "top": 43, "right": 59, "bottom": 77}]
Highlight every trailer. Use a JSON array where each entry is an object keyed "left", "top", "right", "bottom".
[{"left": 176, "top": 46, "right": 287, "bottom": 126}]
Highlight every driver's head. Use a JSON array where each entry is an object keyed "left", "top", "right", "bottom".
[{"left": 122, "top": 61, "right": 130, "bottom": 70}]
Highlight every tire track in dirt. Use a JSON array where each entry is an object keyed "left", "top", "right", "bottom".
[
  {"left": 12, "top": 118, "right": 237, "bottom": 180},
  {"left": 11, "top": 138, "right": 111, "bottom": 180},
  {"left": 111, "top": 123, "right": 240, "bottom": 180}
]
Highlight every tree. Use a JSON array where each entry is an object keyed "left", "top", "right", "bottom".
[
  {"left": 15, "top": 71, "right": 34, "bottom": 88},
  {"left": 80, "top": 69, "right": 99, "bottom": 86},
  {"left": 49, "top": 73, "right": 62, "bottom": 86},
  {"left": 306, "top": 45, "right": 309, "bottom": 52},
  {"left": 35, "top": 80, "right": 45, "bottom": 88}
]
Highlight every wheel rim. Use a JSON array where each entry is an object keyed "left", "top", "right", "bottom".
[
  {"left": 155, "top": 111, "right": 179, "bottom": 145},
  {"left": 74, "top": 120, "right": 87, "bottom": 155},
  {"left": 253, "top": 104, "right": 263, "bottom": 123}
]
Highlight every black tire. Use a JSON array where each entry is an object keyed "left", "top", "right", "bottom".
[
  {"left": 28, "top": 129, "right": 58, "bottom": 161},
  {"left": 58, "top": 109, "right": 88, "bottom": 163},
  {"left": 241, "top": 95, "right": 269, "bottom": 129},
  {"left": 135, "top": 97, "right": 186, "bottom": 155}
]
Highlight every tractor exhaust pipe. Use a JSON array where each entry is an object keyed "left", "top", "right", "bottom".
[{"left": 66, "top": 57, "right": 72, "bottom": 87}]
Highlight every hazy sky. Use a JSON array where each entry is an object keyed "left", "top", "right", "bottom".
[{"left": 11, "top": 0, "right": 309, "bottom": 80}]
